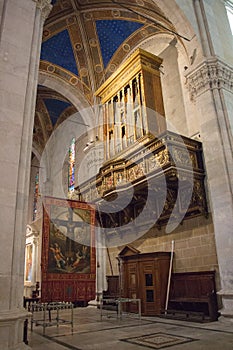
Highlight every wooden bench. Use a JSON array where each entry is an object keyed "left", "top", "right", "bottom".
[
  {"left": 168, "top": 271, "right": 219, "bottom": 321},
  {"left": 102, "top": 275, "right": 120, "bottom": 311},
  {"left": 162, "top": 308, "right": 205, "bottom": 321}
]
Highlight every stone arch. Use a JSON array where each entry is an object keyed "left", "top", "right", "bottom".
[
  {"left": 32, "top": 146, "right": 42, "bottom": 162},
  {"left": 152, "top": 0, "right": 204, "bottom": 66},
  {"left": 38, "top": 72, "right": 96, "bottom": 129}
]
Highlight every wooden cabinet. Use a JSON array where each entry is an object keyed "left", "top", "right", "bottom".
[{"left": 119, "top": 246, "right": 171, "bottom": 316}]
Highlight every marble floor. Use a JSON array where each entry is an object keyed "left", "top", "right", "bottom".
[{"left": 28, "top": 306, "right": 233, "bottom": 350}]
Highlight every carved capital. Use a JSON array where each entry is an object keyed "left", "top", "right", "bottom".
[
  {"left": 33, "top": 236, "right": 39, "bottom": 245},
  {"left": 186, "top": 58, "right": 233, "bottom": 100},
  {"left": 34, "top": 0, "right": 52, "bottom": 20}
]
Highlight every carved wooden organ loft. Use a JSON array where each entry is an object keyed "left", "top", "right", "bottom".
[{"left": 74, "top": 49, "right": 208, "bottom": 234}]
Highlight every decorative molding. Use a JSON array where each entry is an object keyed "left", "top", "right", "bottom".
[
  {"left": 35, "top": 0, "right": 52, "bottom": 20},
  {"left": 185, "top": 58, "right": 233, "bottom": 100},
  {"left": 26, "top": 224, "right": 40, "bottom": 238}
]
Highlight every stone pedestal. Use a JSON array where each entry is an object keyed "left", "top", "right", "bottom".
[{"left": 0, "top": 309, "right": 31, "bottom": 350}]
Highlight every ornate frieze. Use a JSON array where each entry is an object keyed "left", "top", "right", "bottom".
[
  {"left": 186, "top": 58, "right": 233, "bottom": 100},
  {"left": 155, "top": 148, "right": 170, "bottom": 167}
]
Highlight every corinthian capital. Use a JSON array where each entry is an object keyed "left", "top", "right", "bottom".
[
  {"left": 34, "top": 0, "right": 52, "bottom": 20},
  {"left": 185, "top": 58, "right": 233, "bottom": 100}
]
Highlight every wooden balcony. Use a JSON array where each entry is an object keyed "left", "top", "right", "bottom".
[{"left": 73, "top": 131, "right": 208, "bottom": 232}]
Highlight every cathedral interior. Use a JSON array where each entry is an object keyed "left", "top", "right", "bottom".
[{"left": 0, "top": 1, "right": 233, "bottom": 349}]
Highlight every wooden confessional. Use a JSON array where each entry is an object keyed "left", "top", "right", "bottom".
[{"left": 118, "top": 246, "right": 171, "bottom": 316}]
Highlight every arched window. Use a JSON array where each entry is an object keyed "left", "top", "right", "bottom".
[
  {"left": 68, "top": 137, "right": 75, "bottom": 193},
  {"left": 33, "top": 172, "right": 39, "bottom": 221}
]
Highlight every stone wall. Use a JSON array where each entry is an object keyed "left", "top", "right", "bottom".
[{"left": 106, "top": 215, "right": 220, "bottom": 290}]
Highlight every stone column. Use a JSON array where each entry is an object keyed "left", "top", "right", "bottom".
[
  {"left": 96, "top": 227, "right": 107, "bottom": 295},
  {"left": 0, "top": 1, "right": 51, "bottom": 349},
  {"left": 186, "top": 58, "right": 233, "bottom": 321}
]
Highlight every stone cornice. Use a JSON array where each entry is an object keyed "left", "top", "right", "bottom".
[
  {"left": 34, "top": 0, "right": 52, "bottom": 20},
  {"left": 185, "top": 58, "right": 233, "bottom": 100}
]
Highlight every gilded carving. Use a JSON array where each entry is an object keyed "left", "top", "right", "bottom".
[
  {"left": 115, "top": 172, "right": 124, "bottom": 184},
  {"left": 74, "top": 131, "right": 207, "bottom": 225},
  {"left": 128, "top": 164, "right": 144, "bottom": 181},
  {"left": 155, "top": 148, "right": 169, "bottom": 167},
  {"left": 106, "top": 175, "right": 114, "bottom": 189},
  {"left": 190, "top": 153, "right": 197, "bottom": 168},
  {"left": 191, "top": 179, "right": 206, "bottom": 210}
]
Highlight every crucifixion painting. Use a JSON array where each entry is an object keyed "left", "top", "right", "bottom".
[
  {"left": 48, "top": 204, "right": 92, "bottom": 274},
  {"left": 41, "top": 196, "right": 96, "bottom": 303}
]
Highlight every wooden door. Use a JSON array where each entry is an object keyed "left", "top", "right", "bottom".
[
  {"left": 119, "top": 248, "right": 171, "bottom": 316},
  {"left": 140, "top": 261, "right": 159, "bottom": 315},
  {"left": 124, "top": 262, "right": 139, "bottom": 313}
]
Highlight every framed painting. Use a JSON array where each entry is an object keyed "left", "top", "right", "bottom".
[
  {"left": 25, "top": 244, "right": 33, "bottom": 282},
  {"left": 41, "top": 196, "right": 96, "bottom": 303}
]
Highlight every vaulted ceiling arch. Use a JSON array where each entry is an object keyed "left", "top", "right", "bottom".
[{"left": 36, "top": 0, "right": 203, "bottom": 151}]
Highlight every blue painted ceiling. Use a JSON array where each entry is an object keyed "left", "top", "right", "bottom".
[
  {"left": 40, "top": 20, "right": 143, "bottom": 74},
  {"left": 44, "top": 99, "right": 71, "bottom": 126},
  {"left": 96, "top": 20, "right": 143, "bottom": 67},
  {"left": 41, "top": 30, "right": 78, "bottom": 76}
]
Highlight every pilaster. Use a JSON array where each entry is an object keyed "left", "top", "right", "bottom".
[{"left": 186, "top": 57, "right": 233, "bottom": 321}]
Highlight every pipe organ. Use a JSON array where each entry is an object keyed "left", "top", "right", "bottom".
[
  {"left": 73, "top": 49, "right": 208, "bottom": 233},
  {"left": 95, "top": 48, "right": 167, "bottom": 160}
]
